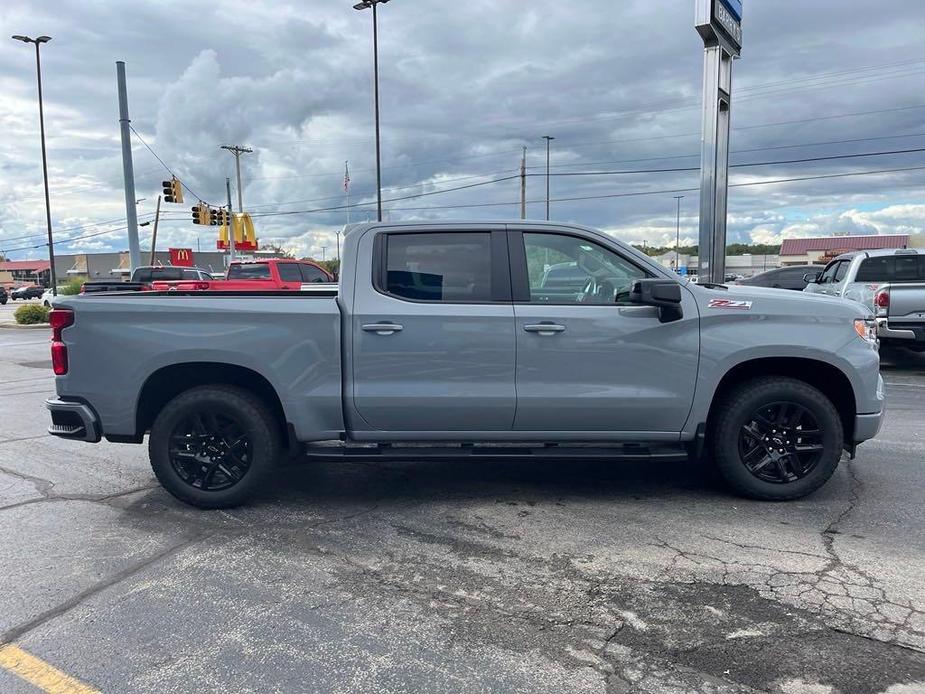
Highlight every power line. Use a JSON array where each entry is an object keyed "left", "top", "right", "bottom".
[
  {"left": 128, "top": 125, "right": 210, "bottom": 204},
  {"left": 378, "top": 165, "right": 925, "bottom": 212},
  {"left": 541, "top": 146, "right": 925, "bottom": 178}
]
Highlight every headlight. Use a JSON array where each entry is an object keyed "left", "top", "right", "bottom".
[{"left": 854, "top": 318, "right": 877, "bottom": 344}]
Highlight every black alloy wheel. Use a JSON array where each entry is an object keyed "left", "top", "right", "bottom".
[
  {"left": 710, "top": 376, "right": 843, "bottom": 501},
  {"left": 168, "top": 409, "right": 252, "bottom": 491},
  {"left": 149, "top": 385, "right": 281, "bottom": 508},
  {"left": 738, "top": 401, "right": 825, "bottom": 484}
]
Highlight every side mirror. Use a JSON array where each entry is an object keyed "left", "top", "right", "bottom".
[
  {"left": 629, "top": 279, "right": 683, "bottom": 323},
  {"left": 803, "top": 272, "right": 821, "bottom": 284}
]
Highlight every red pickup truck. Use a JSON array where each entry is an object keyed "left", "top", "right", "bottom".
[{"left": 151, "top": 258, "right": 333, "bottom": 292}]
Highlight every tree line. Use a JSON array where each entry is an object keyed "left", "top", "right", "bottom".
[{"left": 632, "top": 243, "right": 780, "bottom": 257}]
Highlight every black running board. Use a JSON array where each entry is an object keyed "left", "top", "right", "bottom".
[{"left": 301, "top": 443, "right": 690, "bottom": 463}]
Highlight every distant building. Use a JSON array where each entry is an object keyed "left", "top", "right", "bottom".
[
  {"left": 778, "top": 235, "right": 909, "bottom": 266},
  {"left": 654, "top": 252, "right": 780, "bottom": 278},
  {"left": 2, "top": 249, "right": 285, "bottom": 288}
]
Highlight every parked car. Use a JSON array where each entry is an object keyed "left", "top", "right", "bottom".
[
  {"left": 11, "top": 284, "right": 45, "bottom": 300},
  {"left": 41, "top": 287, "right": 72, "bottom": 307},
  {"left": 150, "top": 258, "right": 333, "bottom": 292},
  {"left": 46, "top": 221, "right": 883, "bottom": 509},
  {"left": 804, "top": 248, "right": 925, "bottom": 349},
  {"left": 736, "top": 265, "right": 819, "bottom": 291},
  {"left": 80, "top": 265, "right": 215, "bottom": 294}
]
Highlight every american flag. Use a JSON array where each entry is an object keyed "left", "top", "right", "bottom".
[{"left": 343, "top": 161, "right": 350, "bottom": 192}]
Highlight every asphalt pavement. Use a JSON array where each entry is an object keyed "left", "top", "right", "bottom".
[{"left": 0, "top": 325, "right": 923, "bottom": 694}]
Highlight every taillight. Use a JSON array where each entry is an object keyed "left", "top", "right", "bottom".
[
  {"left": 194, "top": 282, "right": 210, "bottom": 290},
  {"left": 875, "top": 290, "right": 889, "bottom": 308},
  {"left": 49, "top": 309, "right": 74, "bottom": 376}
]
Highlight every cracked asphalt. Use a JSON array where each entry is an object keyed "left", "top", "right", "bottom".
[{"left": 0, "top": 326, "right": 924, "bottom": 694}]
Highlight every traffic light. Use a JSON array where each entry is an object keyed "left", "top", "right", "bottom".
[
  {"left": 209, "top": 208, "right": 219, "bottom": 226},
  {"left": 191, "top": 203, "right": 209, "bottom": 225},
  {"left": 162, "top": 177, "right": 184, "bottom": 204}
]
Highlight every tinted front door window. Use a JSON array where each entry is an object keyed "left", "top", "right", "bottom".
[
  {"left": 300, "top": 264, "right": 329, "bottom": 283},
  {"left": 523, "top": 233, "right": 646, "bottom": 304},
  {"left": 277, "top": 264, "right": 302, "bottom": 283}
]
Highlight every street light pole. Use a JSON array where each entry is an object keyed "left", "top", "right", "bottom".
[
  {"left": 674, "top": 195, "right": 685, "bottom": 273},
  {"left": 354, "top": 0, "right": 390, "bottom": 222},
  {"left": 12, "top": 34, "right": 58, "bottom": 294},
  {"left": 542, "top": 135, "right": 554, "bottom": 221}
]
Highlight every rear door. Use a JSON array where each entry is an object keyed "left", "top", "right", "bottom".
[
  {"left": 509, "top": 230, "right": 699, "bottom": 436},
  {"left": 350, "top": 228, "right": 516, "bottom": 433}
]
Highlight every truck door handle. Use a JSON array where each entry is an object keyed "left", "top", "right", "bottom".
[
  {"left": 523, "top": 323, "right": 566, "bottom": 335},
  {"left": 362, "top": 322, "right": 403, "bottom": 335}
]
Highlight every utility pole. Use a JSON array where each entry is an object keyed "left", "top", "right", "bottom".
[
  {"left": 321, "top": 246, "right": 327, "bottom": 262},
  {"left": 542, "top": 135, "right": 554, "bottom": 221},
  {"left": 354, "top": 0, "right": 390, "bottom": 222},
  {"left": 13, "top": 35, "right": 58, "bottom": 294},
  {"left": 149, "top": 195, "right": 162, "bottom": 264},
  {"left": 226, "top": 177, "right": 236, "bottom": 262},
  {"left": 220, "top": 144, "right": 252, "bottom": 212},
  {"left": 520, "top": 146, "right": 527, "bottom": 220},
  {"left": 674, "top": 195, "right": 685, "bottom": 274},
  {"left": 116, "top": 61, "right": 141, "bottom": 273}
]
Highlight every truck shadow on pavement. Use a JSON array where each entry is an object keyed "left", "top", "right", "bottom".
[{"left": 258, "top": 455, "right": 723, "bottom": 507}]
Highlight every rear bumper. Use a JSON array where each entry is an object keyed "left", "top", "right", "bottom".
[
  {"left": 45, "top": 398, "right": 101, "bottom": 443},
  {"left": 876, "top": 318, "right": 923, "bottom": 341}
]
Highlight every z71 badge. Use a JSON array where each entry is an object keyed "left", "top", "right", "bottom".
[{"left": 708, "top": 298, "right": 753, "bottom": 310}]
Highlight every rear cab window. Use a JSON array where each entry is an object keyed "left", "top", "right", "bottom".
[{"left": 855, "top": 254, "right": 925, "bottom": 283}]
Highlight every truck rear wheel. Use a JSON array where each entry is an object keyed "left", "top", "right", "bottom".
[
  {"left": 148, "top": 385, "right": 280, "bottom": 509},
  {"left": 710, "top": 376, "right": 843, "bottom": 501}
]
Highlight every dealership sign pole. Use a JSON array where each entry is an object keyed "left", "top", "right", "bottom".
[{"left": 695, "top": 0, "right": 742, "bottom": 284}]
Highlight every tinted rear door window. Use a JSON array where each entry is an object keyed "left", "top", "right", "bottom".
[
  {"left": 383, "top": 232, "right": 492, "bottom": 302},
  {"left": 227, "top": 264, "right": 271, "bottom": 279}
]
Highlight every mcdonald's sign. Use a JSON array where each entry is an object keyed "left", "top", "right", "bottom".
[
  {"left": 169, "top": 248, "right": 195, "bottom": 267},
  {"left": 216, "top": 212, "right": 258, "bottom": 251}
]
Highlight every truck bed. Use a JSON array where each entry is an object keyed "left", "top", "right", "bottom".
[{"left": 52, "top": 291, "right": 344, "bottom": 442}]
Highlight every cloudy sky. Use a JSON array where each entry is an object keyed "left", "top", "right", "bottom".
[{"left": 2, "top": 0, "right": 924, "bottom": 260}]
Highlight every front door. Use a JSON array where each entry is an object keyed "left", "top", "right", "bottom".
[
  {"left": 351, "top": 228, "right": 516, "bottom": 433},
  {"left": 509, "top": 230, "right": 699, "bottom": 436}
]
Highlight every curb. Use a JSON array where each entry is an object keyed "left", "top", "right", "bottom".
[{"left": 0, "top": 323, "right": 49, "bottom": 330}]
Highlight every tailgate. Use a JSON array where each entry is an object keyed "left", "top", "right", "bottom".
[{"left": 888, "top": 283, "right": 925, "bottom": 324}]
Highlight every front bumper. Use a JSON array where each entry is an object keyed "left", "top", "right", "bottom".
[
  {"left": 852, "top": 372, "right": 885, "bottom": 444},
  {"left": 45, "top": 398, "right": 101, "bottom": 443}
]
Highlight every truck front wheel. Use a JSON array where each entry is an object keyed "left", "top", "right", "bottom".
[
  {"left": 149, "top": 385, "right": 281, "bottom": 508},
  {"left": 710, "top": 376, "right": 844, "bottom": 501}
]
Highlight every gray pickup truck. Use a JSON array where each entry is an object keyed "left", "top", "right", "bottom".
[
  {"left": 803, "top": 248, "right": 925, "bottom": 350},
  {"left": 45, "top": 221, "right": 884, "bottom": 508}
]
